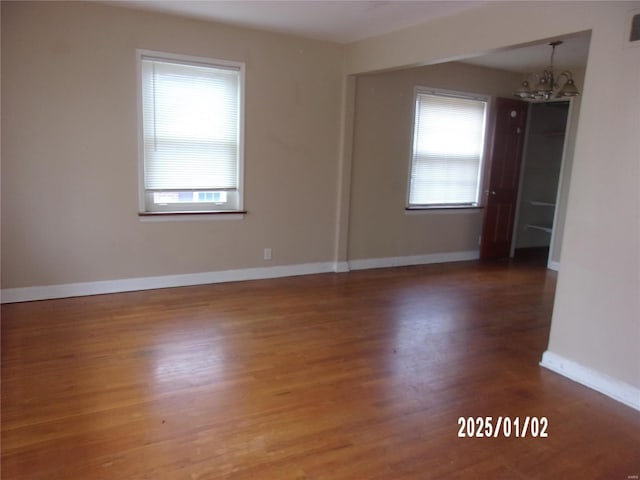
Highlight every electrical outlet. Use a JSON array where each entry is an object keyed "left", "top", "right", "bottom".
[{"left": 264, "top": 248, "right": 272, "bottom": 260}]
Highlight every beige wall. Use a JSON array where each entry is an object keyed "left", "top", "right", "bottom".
[
  {"left": 344, "top": 1, "right": 640, "bottom": 390},
  {"left": 547, "top": 5, "right": 640, "bottom": 389},
  {"left": 348, "top": 62, "right": 521, "bottom": 261},
  {"left": 1, "top": 1, "right": 343, "bottom": 288}
]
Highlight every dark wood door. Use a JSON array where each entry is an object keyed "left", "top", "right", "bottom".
[{"left": 480, "top": 97, "right": 529, "bottom": 260}]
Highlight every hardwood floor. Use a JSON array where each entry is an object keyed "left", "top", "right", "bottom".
[{"left": 2, "top": 261, "right": 639, "bottom": 479}]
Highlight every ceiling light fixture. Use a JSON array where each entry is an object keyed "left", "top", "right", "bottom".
[{"left": 514, "top": 41, "right": 580, "bottom": 102}]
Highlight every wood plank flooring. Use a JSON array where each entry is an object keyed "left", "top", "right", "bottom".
[{"left": 2, "top": 261, "right": 639, "bottom": 479}]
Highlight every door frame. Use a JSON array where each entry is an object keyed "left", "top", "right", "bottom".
[{"left": 509, "top": 98, "right": 576, "bottom": 271}]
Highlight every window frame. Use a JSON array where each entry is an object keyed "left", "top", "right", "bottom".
[
  {"left": 136, "top": 49, "right": 246, "bottom": 217},
  {"left": 406, "top": 86, "right": 490, "bottom": 211}
]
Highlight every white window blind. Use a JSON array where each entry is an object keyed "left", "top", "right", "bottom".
[
  {"left": 140, "top": 53, "right": 243, "bottom": 212},
  {"left": 408, "top": 90, "right": 488, "bottom": 207}
]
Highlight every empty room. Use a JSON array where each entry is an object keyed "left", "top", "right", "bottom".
[{"left": 2, "top": 1, "right": 639, "bottom": 478}]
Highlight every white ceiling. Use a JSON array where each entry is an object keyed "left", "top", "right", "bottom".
[
  {"left": 463, "top": 33, "right": 591, "bottom": 73},
  {"left": 113, "top": 0, "right": 591, "bottom": 73},
  {"left": 116, "top": 0, "right": 489, "bottom": 44}
]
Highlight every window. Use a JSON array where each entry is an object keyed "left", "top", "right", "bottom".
[
  {"left": 139, "top": 51, "right": 244, "bottom": 213},
  {"left": 408, "top": 88, "right": 488, "bottom": 208}
]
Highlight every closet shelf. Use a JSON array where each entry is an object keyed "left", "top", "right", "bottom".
[
  {"left": 530, "top": 200, "right": 556, "bottom": 207},
  {"left": 526, "top": 224, "right": 553, "bottom": 234}
]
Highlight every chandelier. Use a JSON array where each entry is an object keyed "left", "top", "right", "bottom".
[{"left": 514, "top": 41, "right": 580, "bottom": 101}]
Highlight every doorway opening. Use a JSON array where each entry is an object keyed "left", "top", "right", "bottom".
[{"left": 512, "top": 101, "right": 570, "bottom": 266}]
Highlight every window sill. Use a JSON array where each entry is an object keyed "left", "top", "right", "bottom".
[
  {"left": 405, "top": 206, "right": 484, "bottom": 215},
  {"left": 139, "top": 211, "right": 247, "bottom": 222}
]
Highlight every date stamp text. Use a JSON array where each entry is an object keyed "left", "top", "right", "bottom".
[{"left": 457, "top": 416, "right": 548, "bottom": 438}]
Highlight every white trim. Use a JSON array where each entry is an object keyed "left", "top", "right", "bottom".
[
  {"left": 136, "top": 49, "right": 246, "bottom": 214},
  {"left": 0, "top": 253, "right": 478, "bottom": 303},
  {"left": 349, "top": 250, "right": 479, "bottom": 271},
  {"left": 510, "top": 100, "right": 574, "bottom": 262},
  {"left": 136, "top": 49, "right": 145, "bottom": 212},
  {"left": 404, "top": 207, "right": 483, "bottom": 216},
  {"left": 139, "top": 213, "right": 245, "bottom": 222},
  {"left": 547, "top": 260, "right": 560, "bottom": 271},
  {"left": 547, "top": 99, "right": 574, "bottom": 269},
  {"left": 333, "top": 261, "right": 351, "bottom": 273},
  {"left": 540, "top": 351, "right": 640, "bottom": 412},
  {"left": 407, "top": 87, "right": 490, "bottom": 209},
  {"left": 1, "top": 262, "right": 337, "bottom": 304}
]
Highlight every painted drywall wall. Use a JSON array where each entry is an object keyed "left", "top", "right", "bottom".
[
  {"left": 546, "top": 5, "right": 640, "bottom": 390},
  {"left": 348, "top": 62, "right": 521, "bottom": 261},
  {"left": 1, "top": 1, "right": 343, "bottom": 289},
  {"left": 345, "top": 1, "right": 640, "bottom": 390}
]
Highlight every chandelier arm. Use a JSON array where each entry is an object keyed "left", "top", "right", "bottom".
[
  {"left": 514, "top": 41, "right": 579, "bottom": 101},
  {"left": 554, "top": 71, "right": 580, "bottom": 98},
  {"left": 553, "top": 71, "right": 571, "bottom": 89}
]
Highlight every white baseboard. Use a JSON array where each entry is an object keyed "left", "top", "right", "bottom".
[
  {"left": 0, "top": 252, "right": 477, "bottom": 304},
  {"left": 333, "top": 261, "right": 350, "bottom": 273},
  {"left": 348, "top": 250, "right": 479, "bottom": 271},
  {"left": 540, "top": 351, "right": 640, "bottom": 412},
  {"left": 1, "top": 262, "right": 338, "bottom": 304},
  {"left": 547, "top": 260, "right": 560, "bottom": 271}
]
